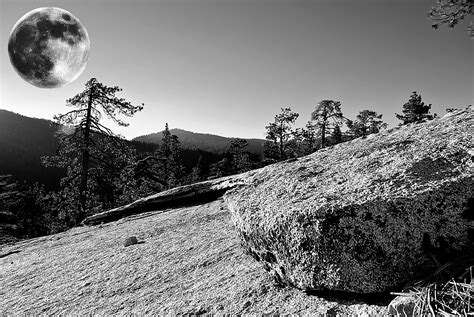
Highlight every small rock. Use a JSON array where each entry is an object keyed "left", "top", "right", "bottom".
[{"left": 124, "top": 236, "right": 138, "bottom": 247}]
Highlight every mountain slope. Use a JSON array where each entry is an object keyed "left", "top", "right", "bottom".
[
  {"left": 0, "top": 110, "right": 262, "bottom": 188},
  {"left": 0, "top": 109, "right": 63, "bottom": 189},
  {"left": 133, "top": 129, "right": 265, "bottom": 155}
]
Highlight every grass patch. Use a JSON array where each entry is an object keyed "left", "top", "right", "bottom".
[{"left": 392, "top": 256, "right": 474, "bottom": 316}]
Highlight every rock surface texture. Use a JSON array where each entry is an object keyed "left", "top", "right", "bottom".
[
  {"left": 225, "top": 107, "right": 474, "bottom": 293},
  {"left": 0, "top": 200, "right": 387, "bottom": 315}
]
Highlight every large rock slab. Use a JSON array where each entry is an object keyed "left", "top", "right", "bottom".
[
  {"left": 0, "top": 200, "right": 387, "bottom": 315},
  {"left": 225, "top": 107, "right": 474, "bottom": 293}
]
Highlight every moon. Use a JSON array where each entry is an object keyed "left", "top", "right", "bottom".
[{"left": 8, "top": 7, "right": 90, "bottom": 88}]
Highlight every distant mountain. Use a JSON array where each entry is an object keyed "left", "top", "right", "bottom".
[
  {"left": 0, "top": 110, "right": 243, "bottom": 189},
  {"left": 133, "top": 129, "right": 265, "bottom": 155},
  {"left": 0, "top": 109, "right": 63, "bottom": 189}
]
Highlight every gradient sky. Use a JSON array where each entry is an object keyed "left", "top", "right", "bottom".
[{"left": 1, "top": 0, "right": 472, "bottom": 140}]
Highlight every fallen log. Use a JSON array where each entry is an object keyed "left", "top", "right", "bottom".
[{"left": 81, "top": 172, "right": 254, "bottom": 226}]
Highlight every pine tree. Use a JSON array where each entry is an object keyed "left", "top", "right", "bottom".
[
  {"left": 311, "top": 100, "right": 345, "bottom": 149},
  {"left": 120, "top": 154, "right": 166, "bottom": 201},
  {"left": 396, "top": 91, "right": 435, "bottom": 125},
  {"left": 168, "top": 134, "right": 185, "bottom": 187},
  {"left": 154, "top": 124, "right": 185, "bottom": 189},
  {"left": 209, "top": 157, "right": 232, "bottom": 178},
  {"left": 228, "top": 138, "right": 252, "bottom": 173},
  {"left": 42, "top": 78, "right": 143, "bottom": 223},
  {"left": 189, "top": 155, "right": 205, "bottom": 183},
  {"left": 332, "top": 125, "right": 343, "bottom": 145},
  {"left": 301, "top": 121, "right": 319, "bottom": 154},
  {"left": 265, "top": 107, "right": 299, "bottom": 161},
  {"left": 158, "top": 123, "right": 172, "bottom": 186},
  {"left": 348, "top": 110, "right": 388, "bottom": 137},
  {"left": 13, "top": 183, "right": 50, "bottom": 238},
  {"left": 0, "top": 176, "right": 53, "bottom": 239},
  {"left": 262, "top": 141, "right": 280, "bottom": 165}
]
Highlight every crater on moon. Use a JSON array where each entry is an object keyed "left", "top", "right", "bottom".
[{"left": 8, "top": 7, "right": 90, "bottom": 88}]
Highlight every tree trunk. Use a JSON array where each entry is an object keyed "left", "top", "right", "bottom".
[
  {"left": 79, "top": 89, "right": 93, "bottom": 220},
  {"left": 162, "top": 124, "right": 170, "bottom": 189},
  {"left": 279, "top": 122, "right": 284, "bottom": 160},
  {"left": 321, "top": 107, "right": 327, "bottom": 149}
]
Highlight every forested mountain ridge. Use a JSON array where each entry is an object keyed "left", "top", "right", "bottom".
[
  {"left": 134, "top": 129, "right": 265, "bottom": 154},
  {"left": 0, "top": 109, "right": 245, "bottom": 189},
  {"left": 0, "top": 109, "right": 63, "bottom": 189}
]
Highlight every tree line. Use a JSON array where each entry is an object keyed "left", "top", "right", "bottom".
[
  {"left": 261, "top": 91, "right": 437, "bottom": 163},
  {"left": 0, "top": 78, "right": 449, "bottom": 242}
]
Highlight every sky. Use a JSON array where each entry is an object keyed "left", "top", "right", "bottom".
[{"left": 1, "top": 0, "right": 472, "bottom": 140}]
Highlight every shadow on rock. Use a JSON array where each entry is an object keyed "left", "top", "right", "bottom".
[{"left": 305, "top": 288, "right": 396, "bottom": 306}]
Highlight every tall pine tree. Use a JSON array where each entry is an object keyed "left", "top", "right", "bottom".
[
  {"left": 153, "top": 123, "right": 185, "bottom": 189},
  {"left": 43, "top": 78, "right": 143, "bottom": 223}
]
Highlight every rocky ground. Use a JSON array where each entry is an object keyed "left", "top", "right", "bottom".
[{"left": 0, "top": 199, "right": 389, "bottom": 315}]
